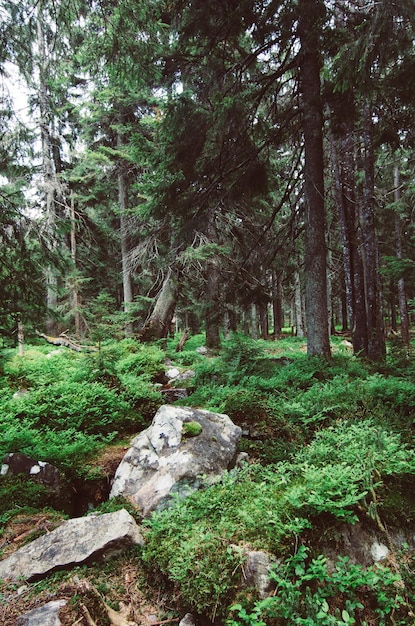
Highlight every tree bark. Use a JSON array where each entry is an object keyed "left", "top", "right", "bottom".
[
  {"left": 37, "top": 4, "right": 58, "bottom": 336},
  {"left": 360, "top": 104, "right": 386, "bottom": 359},
  {"left": 258, "top": 302, "right": 269, "bottom": 340},
  {"left": 18, "top": 319, "right": 25, "bottom": 357},
  {"left": 205, "top": 213, "right": 221, "bottom": 349},
  {"left": 205, "top": 262, "right": 221, "bottom": 348},
  {"left": 271, "top": 270, "right": 283, "bottom": 335},
  {"left": 140, "top": 269, "right": 178, "bottom": 342},
  {"left": 69, "top": 193, "right": 83, "bottom": 338},
  {"left": 393, "top": 164, "right": 410, "bottom": 346},
  {"left": 250, "top": 303, "right": 258, "bottom": 340},
  {"left": 294, "top": 269, "right": 305, "bottom": 338},
  {"left": 329, "top": 109, "right": 367, "bottom": 354},
  {"left": 298, "top": 0, "right": 331, "bottom": 357},
  {"left": 118, "top": 133, "right": 134, "bottom": 338}
]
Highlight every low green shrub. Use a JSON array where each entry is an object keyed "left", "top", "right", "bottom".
[
  {"left": 0, "top": 475, "right": 50, "bottom": 530},
  {"left": 117, "top": 374, "right": 162, "bottom": 423},
  {"left": 144, "top": 418, "right": 415, "bottom": 617},
  {"left": 143, "top": 467, "right": 299, "bottom": 618},
  {"left": 166, "top": 333, "right": 206, "bottom": 353},
  {"left": 362, "top": 374, "right": 415, "bottom": 424},
  {"left": 114, "top": 344, "right": 166, "bottom": 381},
  {"left": 288, "top": 419, "right": 415, "bottom": 523},
  {"left": 3, "top": 381, "right": 133, "bottom": 435},
  {"left": 228, "top": 545, "right": 408, "bottom": 626},
  {"left": 296, "top": 419, "right": 415, "bottom": 475},
  {"left": 0, "top": 411, "right": 109, "bottom": 478},
  {"left": 221, "top": 390, "right": 304, "bottom": 463},
  {"left": 143, "top": 465, "right": 316, "bottom": 617},
  {"left": 170, "top": 349, "right": 204, "bottom": 367},
  {"left": 4, "top": 348, "right": 80, "bottom": 388}
]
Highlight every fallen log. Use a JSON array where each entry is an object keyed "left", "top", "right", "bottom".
[{"left": 36, "top": 331, "right": 98, "bottom": 352}]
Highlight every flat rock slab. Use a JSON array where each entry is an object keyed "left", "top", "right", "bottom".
[
  {"left": 110, "top": 405, "right": 242, "bottom": 517},
  {"left": 16, "top": 600, "right": 67, "bottom": 625},
  {"left": 0, "top": 509, "right": 144, "bottom": 581}
]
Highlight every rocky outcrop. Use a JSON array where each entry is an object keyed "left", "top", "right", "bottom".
[
  {"left": 0, "top": 509, "right": 143, "bottom": 581},
  {"left": 110, "top": 405, "right": 242, "bottom": 517}
]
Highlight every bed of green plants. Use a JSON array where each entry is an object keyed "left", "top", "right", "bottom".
[
  {"left": 0, "top": 340, "right": 164, "bottom": 477},
  {"left": 1, "top": 331, "right": 415, "bottom": 624}
]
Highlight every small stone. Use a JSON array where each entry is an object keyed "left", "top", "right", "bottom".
[
  {"left": 179, "top": 613, "right": 196, "bottom": 626},
  {"left": 166, "top": 367, "right": 180, "bottom": 379},
  {"left": 371, "top": 540, "right": 389, "bottom": 562}
]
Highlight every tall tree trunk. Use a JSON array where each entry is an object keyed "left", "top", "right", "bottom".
[
  {"left": 250, "top": 303, "right": 258, "bottom": 340},
  {"left": 389, "top": 278, "right": 397, "bottom": 332},
  {"left": 140, "top": 268, "right": 178, "bottom": 342},
  {"left": 18, "top": 318, "right": 25, "bottom": 357},
  {"left": 327, "top": 240, "right": 333, "bottom": 335},
  {"left": 205, "top": 213, "right": 221, "bottom": 349},
  {"left": 205, "top": 262, "right": 221, "bottom": 348},
  {"left": 329, "top": 109, "right": 368, "bottom": 354},
  {"left": 340, "top": 277, "right": 348, "bottom": 332},
  {"left": 294, "top": 269, "right": 305, "bottom": 338},
  {"left": 394, "top": 164, "right": 410, "bottom": 346},
  {"left": 298, "top": 0, "right": 331, "bottom": 357},
  {"left": 70, "top": 193, "right": 82, "bottom": 338},
  {"left": 118, "top": 133, "right": 134, "bottom": 338},
  {"left": 258, "top": 302, "right": 268, "bottom": 340},
  {"left": 360, "top": 105, "right": 385, "bottom": 359},
  {"left": 37, "top": 4, "right": 58, "bottom": 336},
  {"left": 272, "top": 270, "right": 283, "bottom": 335}
]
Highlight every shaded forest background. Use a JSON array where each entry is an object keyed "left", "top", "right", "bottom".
[{"left": 1, "top": 0, "right": 415, "bottom": 357}]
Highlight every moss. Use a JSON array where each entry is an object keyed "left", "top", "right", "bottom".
[{"left": 182, "top": 421, "right": 202, "bottom": 437}]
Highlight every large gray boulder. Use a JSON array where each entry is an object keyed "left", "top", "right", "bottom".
[
  {"left": 110, "top": 405, "right": 242, "bottom": 517},
  {"left": 0, "top": 509, "right": 143, "bottom": 581}
]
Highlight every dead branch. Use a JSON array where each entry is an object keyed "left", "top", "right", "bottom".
[
  {"left": 35, "top": 331, "right": 98, "bottom": 352},
  {"left": 80, "top": 603, "right": 98, "bottom": 626},
  {"left": 175, "top": 329, "right": 190, "bottom": 352}
]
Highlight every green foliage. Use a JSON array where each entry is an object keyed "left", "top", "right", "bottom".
[
  {"left": 0, "top": 416, "right": 107, "bottom": 477},
  {"left": 362, "top": 374, "right": 415, "bottom": 422},
  {"left": 4, "top": 348, "right": 81, "bottom": 388},
  {"left": 221, "top": 334, "right": 267, "bottom": 377},
  {"left": 143, "top": 466, "right": 308, "bottom": 616},
  {"left": 295, "top": 419, "right": 415, "bottom": 476},
  {"left": 143, "top": 413, "right": 415, "bottom": 617},
  {"left": 5, "top": 381, "right": 132, "bottom": 435},
  {"left": 91, "top": 496, "right": 141, "bottom": 521},
  {"left": 0, "top": 340, "right": 167, "bottom": 484},
  {"left": 170, "top": 349, "right": 204, "bottom": 367},
  {"left": 117, "top": 374, "right": 162, "bottom": 423},
  {"left": 113, "top": 342, "right": 166, "bottom": 381},
  {"left": 228, "top": 545, "right": 407, "bottom": 626},
  {"left": 2, "top": 334, "right": 415, "bottom": 623},
  {"left": 0, "top": 475, "right": 50, "bottom": 529},
  {"left": 286, "top": 419, "right": 415, "bottom": 523}
]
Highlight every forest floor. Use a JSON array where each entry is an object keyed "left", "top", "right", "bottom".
[{"left": 0, "top": 443, "right": 172, "bottom": 626}]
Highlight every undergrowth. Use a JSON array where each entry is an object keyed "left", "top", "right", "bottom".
[{"left": 1, "top": 332, "right": 415, "bottom": 624}]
